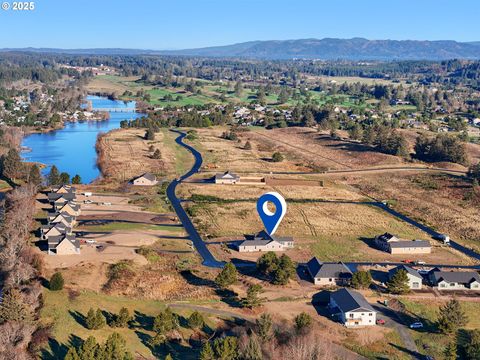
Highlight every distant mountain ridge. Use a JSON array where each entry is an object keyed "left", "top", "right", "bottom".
[{"left": 3, "top": 38, "right": 480, "bottom": 60}]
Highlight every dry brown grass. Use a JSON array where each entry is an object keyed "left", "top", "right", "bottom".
[
  {"left": 346, "top": 172, "right": 480, "bottom": 252},
  {"left": 96, "top": 128, "right": 176, "bottom": 183}
]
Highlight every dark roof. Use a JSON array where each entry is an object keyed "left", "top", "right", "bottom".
[
  {"left": 42, "top": 223, "right": 72, "bottom": 233},
  {"left": 253, "top": 230, "right": 293, "bottom": 243},
  {"left": 48, "top": 235, "right": 80, "bottom": 250},
  {"left": 48, "top": 192, "right": 76, "bottom": 202},
  {"left": 307, "top": 257, "right": 352, "bottom": 279},
  {"left": 432, "top": 271, "right": 480, "bottom": 284},
  {"left": 330, "top": 288, "right": 376, "bottom": 313},
  {"left": 138, "top": 172, "right": 156, "bottom": 182},
  {"left": 215, "top": 171, "right": 240, "bottom": 180},
  {"left": 389, "top": 240, "right": 431, "bottom": 248},
  {"left": 48, "top": 211, "right": 75, "bottom": 221},
  {"left": 389, "top": 265, "right": 422, "bottom": 279},
  {"left": 377, "top": 232, "right": 397, "bottom": 242},
  {"left": 239, "top": 239, "right": 274, "bottom": 247}
]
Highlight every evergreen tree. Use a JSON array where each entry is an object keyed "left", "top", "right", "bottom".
[
  {"left": 59, "top": 172, "right": 70, "bottom": 185},
  {"left": 294, "top": 312, "right": 312, "bottom": 333},
  {"left": 95, "top": 309, "right": 106, "bottom": 329},
  {"left": 28, "top": 164, "right": 43, "bottom": 186},
  {"left": 72, "top": 174, "right": 82, "bottom": 184},
  {"left": 437, "top": 299, "right": 467, "bottom": 334},
  {"left": 213, "top": 336, "right": 238, "bottom": 360},
  {"left": 351, "top": 270, "right": 372, "bottom": 289},
  {"left": 103, "top": 332, "right": 132, "bottom": 360},
  {"left": 241, "top": 335, "right": 263, "bottom": 360},
  {"left": 278, "top": 88, "right": 289, "bottom": 104},
  {"left": 271, "top": 254, "right": 296, "bottom": 285},
  {"left": 187, "top": 311, "right": 204, "bottom": 329},
  {"left": 64, "top": 347, "right": 80, "bottom": 360},
  {"left": 86, "top": 308, "right": 97, "bottom": 330},
  {"left": 145, "top": 128, "right": 155, "bottom": 140},
  {"left": 257, "top": 87, "right": 266, "bottom": 105},
  {"left": 234, "top": 80, "right": 243, "bottom": 97},
  {"left": 0, "top": 289, "right": 33, "bottom": 324},
  {"left": 49, "top": 271, "right": 64, "bottom": 291},
  {"left": 271, "top": 152, "right": 284, "bottom": 162},
  {"left": 242, "top": 284, "right": 264, "bottom": 309},
  {"left": 1, "top": 148, "right": 23, "bottom": 180},
  {"left": 78, "top": 336, "right": 98, "bottom": 360},
  {"left": 153, "top": 307, "right": 179, "bottom": 335},
  {"left": 199, "top": 341, "right": 215, "bottom": 360},
  {"left": 444, "top": 340, "right": 458, "bottom": 360},
  {"left": 48, "top": 165, "right": 60, "bottom": 185},
  {"left": 215, "top": 262, "right": 238, "bottom": 288},
  {"left": 113, "top": 307, "right": 132, "bottom": 328},
  {"left": 255, "top": 313, "right": 273, "bottom": 343},
  {"left": 256, "top": 252, "right": 278, "bottom": 275},
  {"left": 466, "top": 329, "right": 480, "bottom": 360},
  {"left": 244, "top": 141, "right": 252, "bottom": 150},
  {"left": 387, "top": 269, "right": 410, "bottom": 294}
]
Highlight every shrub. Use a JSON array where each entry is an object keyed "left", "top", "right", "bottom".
[
  {"left": 271, "top": 152, "right": 284, "bottom": 162},
  {"left": 49, "top": 272, "right": 64, "bottom": 291}
]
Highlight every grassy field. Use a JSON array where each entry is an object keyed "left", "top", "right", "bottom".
[
  {"left": 86, "top": 75, "right": 379, "bottom": 110},
  {"left": 400, "top": 299, "right": 480, "bottom": 359},
  {"left": 40, "top": 289, "right": 222, "bottom": 359}
]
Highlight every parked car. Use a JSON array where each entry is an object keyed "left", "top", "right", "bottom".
[
  {"left": 102, "top": 202, "right": 112, "bottom": 206},
  {"left": 85, "top": 239, "right": 96, "bottom": 244},
  {"left": 84, "top": 199, "right": 93, "bottom": 204},
  {"left": 402, "top": 259, "right": 414, "bottom": 264},
  {"left": 414, "top": 260, "right": 426, "bottom": 265},
  {"left": 433, "top": 234, "right": 450, "bottom": 245},
  {"left": 409, "top": 322, "right": 424, "bottom": 329},
  {"left": 376, "top": 319, "right": 386, "bottom": 325}
]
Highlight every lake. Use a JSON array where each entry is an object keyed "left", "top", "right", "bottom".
[{"left": 21, "top": 96, "right": 145, "bottom": 184}]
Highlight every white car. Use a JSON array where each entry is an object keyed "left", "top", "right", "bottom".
[
  {"left": 85, "top": 239, "right": 96, "bottom": 244},
  {"left": 409, "top": 322, "right": 423, "bottom": 329}
]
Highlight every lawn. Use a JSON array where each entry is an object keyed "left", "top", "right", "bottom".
[
  {"left": 160, "top": 128, "right": 194, "bottom": 176},
  {"left": 40, "top": 289, "right": 221, "bottom": 359}
]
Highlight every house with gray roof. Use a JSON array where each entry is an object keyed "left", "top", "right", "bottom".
[
  {"left": 41, "top": 222, "right": 72, "bottom": 240},
  {"left": 238, "top": 230, "right": 294, "bottom": 252},
  {"left": 329, "top": 288, "right": 377, "bottom": 327},
  {"left": 131, "top": 172, "right": 158, "bottom": 186},
  {"left": 307, "top": 257, "right": 353, "bottom": 286},
  {"left": 374, "top": 233, "right": 431, "bottom": 254},
  {"left": 428, "top": 270, "right": 480, "bottom": 290},
  {"left": 388, "top": 265, "right": 423, "bottom": 289},
  {"left": 48, "top": 192, "right": 76, "bottom": 206},
  {"left": 47, "top": 211, "right": 76, "bottom": 227},
  {"left": 47, "top": 235, "right": 80, "bottom": 255},
  {"left": 214, "top": 171, "right": 240, "bottom": 184}
]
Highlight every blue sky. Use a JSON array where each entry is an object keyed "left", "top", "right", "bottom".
[{"left": 1, "top": 0, "right": 479, "bottom": 49}]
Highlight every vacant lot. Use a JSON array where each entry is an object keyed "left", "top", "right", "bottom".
[
  {"left": 346, "top": 172, "right": 480, "bottom": 252},
  {"left": 97, "top": 128, "right": 177, "bottom": 183},
  {"left": 188, "top": 199, "right": 468, "bottom": 264}
]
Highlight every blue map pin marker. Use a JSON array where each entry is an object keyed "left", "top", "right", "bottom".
[{"left": 257, "top": 192, "right": 287, "bottom": 235}]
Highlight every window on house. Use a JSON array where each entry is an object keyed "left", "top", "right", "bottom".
[
  {"left": 349, "top": 314, "right": 354, "bottom": 318},
  {"left": 369, "top": 313, "right": 373, "bottom": 316}
]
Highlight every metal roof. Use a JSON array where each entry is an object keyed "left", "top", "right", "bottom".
[
  {"left": 389, "top": 240, "right": 431, "bottom": 248},
  {"left": 307, "top": 257, "right": 352, "bottom": 279},
  {"left": 432, "top": 271, "right": 480, "bottom": 284},
  {"left": 388, "top": 265, "right": 422, "bottom": 279}
]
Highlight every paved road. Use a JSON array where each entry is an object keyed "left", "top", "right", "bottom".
[{"left": 166, "top": 130, "right": 224, "bottom": 268}]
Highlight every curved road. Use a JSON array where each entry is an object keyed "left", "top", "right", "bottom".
[{"left": 166, "top": 130, "right": 224, "bottom": 268}]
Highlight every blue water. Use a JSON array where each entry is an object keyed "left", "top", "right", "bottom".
[{"left": 22, "top": 96, "right": 145, "bottom": 183}]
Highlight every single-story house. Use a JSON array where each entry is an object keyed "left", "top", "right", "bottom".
[
  {"left": 238, "top": 230, "right": 294, "bottom": 252},
  {"left": 131, "top": 172, "right": 158, "bottom": 186},
  {"left": 52, "top": 185, "right": 76, "bottom": 194},
  {"left": 429, "top": 269, "right": 480, "bottom": 290},
  {"left": 57, "top": 202, "right": 81, "bottom": 217},
  {"left": 374, "top": 233, "right": 431, "bottom": 254},
  {"left": 47, "top": 235, "right": 80, "bottom": 255},
  {"left": 214, "top": 171, "right": 240, "bottom": 184},
  {"left": 307, "top": 257, "right": 353, "bottom": 286},
  {"left": 41, "top": 223, "right": 72, "bottom": 240},
  {"left": 329, "top": 288, "right": 377, "bottom": 328},
  {"left": 388, "top": 265, "right": 423, "bottom": 289}
]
